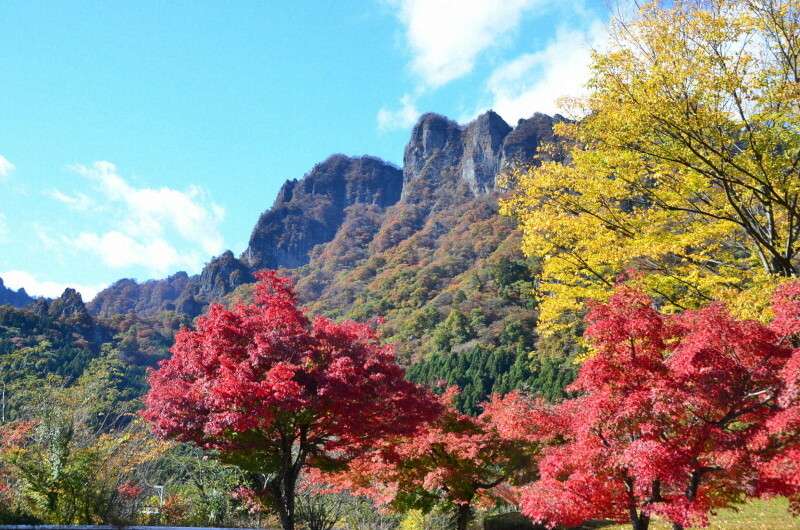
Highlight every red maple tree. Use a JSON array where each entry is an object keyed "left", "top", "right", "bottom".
[
  {"left": 326, "top": 387, "right": 539, "bottom": 530},
  {"left": 142, "top": 271, "right": 441, "bottom": 530},
  {"left": 517, "top": 283, "right": 800, "bottom": 530}
]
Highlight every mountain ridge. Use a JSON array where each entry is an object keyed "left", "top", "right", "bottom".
[
  {"left": 86, "top": 110, "right": 563, "bottom": 320},
  {"left": 0, "top": 277, "right": 36, "bottom": 308},
  {"left": 4, "top": 107, "right": 579, "bottom": 415}
]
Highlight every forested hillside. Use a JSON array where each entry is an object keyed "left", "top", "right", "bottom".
[
  {"left": 0, "top": 106, "right": 580, "bottom": 526},
  {"left": 73, "top": 109, "right": 578, "bottom": 412},
  {"left": 0, "top": 286, "right": 190, "bottom": 416}
]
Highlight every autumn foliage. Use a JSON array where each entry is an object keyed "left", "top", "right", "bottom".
[
  {"left": 501, "top": 0, "right": 800, "bottom": 331},
  {"left": 325, "top": 387, "right": 539, "bottom": 530},
  {"left": 514, "top": 282, "right": 800, "bottom": 530},
  {"left": 142, "top": 270, "right": 441, "bottom": 530}
]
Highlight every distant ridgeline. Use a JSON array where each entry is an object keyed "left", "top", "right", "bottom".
[
  {"left": 0, "top": 277, "right": 36, "bottom": 308},
  {"left": 5, "top": 110, "right": 580, "bottom": 413},
  {"left": 0, "top": 283, "right": 191, "bottom": 423}
]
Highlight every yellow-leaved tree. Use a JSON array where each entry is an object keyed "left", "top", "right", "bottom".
[{"left": 502, "top": 0, "right": 800, "bottom": 332}]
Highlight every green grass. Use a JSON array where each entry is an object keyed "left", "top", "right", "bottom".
[
  {"left": 602, "top": 497, "right": 797, "bottom": 529},
  {"left": 483, "top": 499, "right": 797, "bottom": 530}
]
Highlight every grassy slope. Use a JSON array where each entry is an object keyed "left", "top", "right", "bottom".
[{"left": 601, "top": 498, "right": 796, "bottom": 529}]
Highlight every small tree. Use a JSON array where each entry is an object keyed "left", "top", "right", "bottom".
[
  {"left": 330, "top": 388, "right": 539, "bottom": 530},
  {"left": 518, "top": 282, "right": 800, "bottom": 530},
  {"left": 142, "top": 271, "right": 441, "bottom": 530},
  {"left": 0, "top": 372, "right": 163, "bottom": 526},
  {"left": 294, "top": 480, "right": 347, "bottom": 530}
]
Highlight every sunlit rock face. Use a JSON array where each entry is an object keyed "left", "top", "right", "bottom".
[{"left": 243, "top": 154, "right": 403, "bottom": 270}]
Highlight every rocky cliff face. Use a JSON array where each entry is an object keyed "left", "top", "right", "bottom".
[
  {"left": 460, "top": 111, "right": 513, "bottom": 194},
  {"left": 242, "top": 154, "right": 403, "bottom": 270},
  {"left": 198, "top": 250, "right": 254, "bottom": 301},
  {"left": 88, "top": 110, "right": 560, "bottom": 319},
  {"left": 402, "top": 110, "right": 560, "bottom": 199},
  {"left": 402, "top": 113, "right": 464, "bottom": 189},
  {"left": 499, "top": 112, "right": 567, "bottom": 170}
]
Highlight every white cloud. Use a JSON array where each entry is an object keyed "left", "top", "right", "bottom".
[
  {"left": 33, "top": 222, "right": 61, "bottom": 253},
  {"left": 482, "top": 20, "right": 607, "bottom": 123},
  {"left": 63, "top": 161, "right": 226, "bottom": 275},
  {"left": 0, "top": 155, "right": 15, "bottom": 181},
  {"left": 390, "top": 0, "right": 546, "bottom": 89},
  {"left": 46, "top": 189, "right": 94, "bottom": 211},
  {"left": 377, "top": 93, "right": 421, "bottom": 131},
  {"left": 0, "top": 270, "right": 105, "bottom": 301},
  {"left": 72, "top": 231, "right": 186, "bottom": 274}
]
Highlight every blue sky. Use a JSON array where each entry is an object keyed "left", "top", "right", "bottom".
[{"left": 0, "top": 0, "right": 609, "bottom": 300}]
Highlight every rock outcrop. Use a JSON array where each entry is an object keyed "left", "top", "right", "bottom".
[
  {"left": 198, "top": 250, "right": 254, "bottom": 301},
  {"left": 46, "top": 288, "right": 98, "bottom": 332},
  {"left": 460, "top": 111, "right": 513, "bottom": 194},
  {"left": 500, "top": 112, "right": 567, "bottom": 170},
  {"left": 402, "top": 113, "right": 464, "bottom": 189},
  {"left": 401, "top": 110, "right": 561, "bottom": 198},
  {"left": 242, "top": 154, "right": 403, "bottom": 270},
  {"left": 48, "top": 288, "right": 89, "bottom": 319}
]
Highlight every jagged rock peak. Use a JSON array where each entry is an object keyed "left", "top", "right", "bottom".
[
  {"left": 500, "top": 112, "right": 567, "bottom": 170},
  {"left": 275, "top": 179, "right": 297, "bottom": 205},
  {"left": 460, "top": 110, "right": 512, "bottom": 195},
  {"left": 242, "top": 154, "right": 403, "bottom": 270},
  {"left": 198, "top": 250, "right": 254, "bottom": 301},
  {"left": 402, "top": 110, "right": 561, "bottom": 196},
  {"left": 403, "top": 113, "right": 464, "bottom": 186},
  {"left": 48, "top": 288, "right": 88, "bottom": 319}
]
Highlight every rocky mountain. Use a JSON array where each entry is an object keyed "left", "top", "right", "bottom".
[
  {"left": 402, "top": 110, "right": 510, "bottom": 196},
  {"left": 242, "top": 154, "right": 403, "bottom": 270},
  {"left": 88, "top": 110, "right": 565, "bottom": 325},
  {"left": 402, "top": 110, "right": 565, "bottom": 197},
  {"left": 0, "top": 277, "right": 36, "bottom": 308},
  {"left": 500, "top": 112, "right": 566, "bottom": 168},
  {"left": 46, "top": 288, "right": 89, "bottom": 319},
  {"left": 16, "top": 108, "right": 579, "bottom": 414},
  {"left": 283, "top": 110, "right": 578, "bottom": 410}
]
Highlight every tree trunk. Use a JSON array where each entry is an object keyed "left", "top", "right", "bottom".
[
  {"left": 629, "top": 508, "right": 650, "bottom": 530},
  {"left": 770, "top": 254, "right": 796, "bottom": 277},
  {"left": 268, "top": 432, "right": 309, "bottom": 530},
  {"left": 277, "top": 469, "right": 301, "bottom": 530},
  {"left": 456, "top": 503, "right": 472, "bottom": 530},
  {"left": 277, "top": 505, "right": 294, "bottom": 530},
  {"left": 269, "top": 462, "right": 302, "bottom": 530},
  {"left": 625, "top": 476, "right": 649, "bottom": 530}
]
